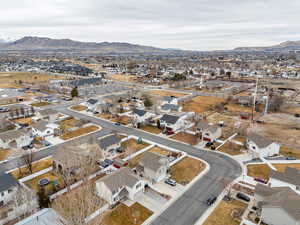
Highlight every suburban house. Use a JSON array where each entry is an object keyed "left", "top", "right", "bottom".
[
  {"left": 15, "top": 208, "right": 65, "bottom": 225},
  {"left": 246, "top": 133, "right": 280, "bottom": 159},
  {"left": 269, "top": 167, "right": 300, "bottom": 193},
  {"left": 0, "top": 173, "right": 18, "bottom": 207},
  {"left": 196, "top": 121, "right": 222, "bottom": 142},
  {"left": 35, "top": 109, "right": 59, "bottom": 123},
  {"left": 31, "top": 120, "right": 59, "bottom": 137},
  {"left": 84, "top": 98, "right": 104, "bottom": 111},
  {"left": 160, "top": 114, "right": 187, "bottom": 132},
  {"left": 97, "top": 134, "right": 122, "bottom": 157},
  {"left": 0, "top": 129, "right": 33, "bottom": 149},
  {"left": 95, "top": 167, "right": 145, "bottom": 205},
  {"left": 160, "top": 104, "right": 182, "bottom": 113},
  {"left": 161, "top": 96, "right": 178, "bottom": 105},
  {"left": 0, "top": 119, "right": 14, "bottom": 132},
  {"left": 135, "top": 152, "right": 169, "bottom": 183},
  {"left": 254, "top": 183, "right": 300, "bottom": 225},
  {"left": 132, "top": 108, "right": 154, "bottom": 124}
]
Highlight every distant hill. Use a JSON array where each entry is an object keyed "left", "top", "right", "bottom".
[
  {"left": 0, "top": 36, "right": 178, "bottom": 54},
  {"left": 234, "top": 40, "right": 300, "bottom": 51}
]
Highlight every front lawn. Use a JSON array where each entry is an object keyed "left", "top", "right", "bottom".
[
  {"left": 120, "top": 138, "right": 149, "bottom": 157},
  {"left": 0, "top": 149, "right": 12, "bottom": 161},
  {"left": 280, "top": 146, "right": 300, "bottom": 159},
  {"left": 30, "top": 102, "right": 51, "bottom": 107},
  {"left": 219, "top": 142, "right": 243, "bottom": 155},
  {"left": 170, "top": 157, "right": 205, "bottom": 185},
  {"left": 148, "top": 146, "right": 172, "bottom": 156},
  {"left": 170, "top": 132, "right": 199, "bottom": 145},
  {"left": 71, "top": 105, "right": 87, "bottom": 111},
  {"left": 140, "top": 125, "right": 162, "bottom": 134},
  {"left": 102, "top": 203, "right": 153, "bottom": 225},
  {"left": 203, "top": 200, "right": 247, "bottom": 225},
  {"left": 111, "top": 116, "right": 131, "bottom": 125},
  {"left": 60, "top": 125, "right": 99, "bottom": 140}
]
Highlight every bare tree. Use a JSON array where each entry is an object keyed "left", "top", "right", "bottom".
[{"left": 22, "top": 150, "right": 35, "bottom": 175}]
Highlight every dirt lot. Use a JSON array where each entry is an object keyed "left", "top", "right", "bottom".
[
  {"left": 203, "top": 200, "right": 248, "bottom": 225},
  {"left": 140, "top": 125, "right": 162, "bottom": 134},
  {"left": 101, "top": 203, "right": 153, "bottom": 225},
  {"left": 11, "top": 157, "right": 53, "bottom": 179},
  {"left": 247, "top": 163, "right": 300, "bottom": 180},
  {"left": 170, "top": 157, "right": 205, "bottom": 185},
  {"left": 260, "top": 113, "right": 300, "bottom": 126},
  {"left": 60, "top": 125, "right": 99, "bottom": 140},
  {"left": 219, "top": 142, "right": 243, "bottom": 155},
  {"left": 225, "top": 103, "right": 253, "bottom": 115},
  {"left": 108, "top": 74, "right": 137, "bottom": 83},
  {"left": 171, "top": 132, "right": 199, "bottom": 145},
  {"left": 0, "top": 72, "right": 64, "bottom": 88},
  {"left": 182, "top": 96, "right": 225, "bottom": 114},
  {"left": 30, "top": 102, "right": 51, "bottom": 107},
  {"left": 283, "top": 106, "right": 300, "bottom": 115},
  {"left": 149, "top": 90, "right": 187, "bottom": 98},
  {"left": 71, "top": 105, "right": 87, "bottom": 111}
]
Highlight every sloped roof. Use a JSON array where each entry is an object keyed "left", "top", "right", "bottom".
[
  {"left": 97, "top": 134, "right": 121, "bottom": 150},
  {"left": 196, "top": 121, "right": 219, "bottom": 133},
  {"left": 133, "top": 108, "right": 147, "bottom": 117},
  {"left": 0, "top": 129, "right": 28, "bottom": 142},
  {"left": 31, "top": 120, "right": 49, "bottom": 131},
  {"left": 255, "top": 183, "right": 291, "bottom": 198},
  {"left": 87, "top": 98, "right": 98, "bottom": 105},
  {"left": 247, "top": 133, "right": 274, "bottom": 148},
  {"left": 161, "top": 104, "right": 180, "bottom": 111},
  {"left": 0, "top": 173, "right": 18, "bottom": 192},
  {"left": 139, "top": 151, "right": 168, "bottom": 172},
  {"left": 270, "top": 167, "right": 300, "bottom": 186},
  {"left": 160, "top": 114, "right": 179, "bottom": 124}
]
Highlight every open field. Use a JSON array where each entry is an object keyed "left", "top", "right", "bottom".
[
  {"left": 225, "top": 103, "right": 253, "bottom": 114},
  {"left": 247, "top": 163, "right": 300, "bottom": 180},
  {"left": 102, "top": 203, "right": 153, "bottom": 225},
  {"left": 140, "top": 125, "right": 162, "bottom": 134},
  {"left": 71, "top": 105, "right": 87, "bottom": 111},
  {"left": 0, "top": 72, "right": 64, "bottom": 88},
  {"left": 11, "top": 157, "right": 53, "bottom": 179},
  {"left": 182, "top": 96, "right": 225, "bottom": 114},
  {"left": 170, "top": 157, "right": 205, "bottom": 185},
  {"left": 219, "top": 142, "right": 243, "bottom": 155},
  {"left": 109, "top": 74, "right": 136, "bottom": 82},
  {"left": 60, "top": 125, "right": 99, "bottom": 140},
  {"left": 203, "top": 200, "right": 247, "bottom": 225},
  {"left": 171, "top": 132, "right": 198, "bottom": 145},
  {"left": 0, "top": 149, "right": 12, "bottom": 161},
  {"left": 30, "top": 102, "right": 51, "bottom": 107},
  {"left": 283, "top": 106, "right": 300, "bottom": 115},
  {"left": 149, "top": 90, "right": 186, "bottom": 98},
  {"left": 280, "top": 146, "right": 300, "bottom": 159}
]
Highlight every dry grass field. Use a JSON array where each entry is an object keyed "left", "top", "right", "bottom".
[
  {"left": 30, "top": 102, "right": 51, "bottom": 107},
  {"left": 219, "top": 142, "right": 243, "bottom": 155},
  {"left": 149, "top": 90, "right": 186, "bottom": 98},
  {"left": 0, "top": 149, "right": 12, "bottom": 161},
  {"left": 182, "top": 96, "right": 225, "bottom": 114},
  {"left": 171, "top": 132, "right": 199, "bottom": 145},
  {"left": 109, "top": 74, "right": 136, "bottom": 82},
  {"left": 71, "top": 105, "right": 87, "bottom": 111}
]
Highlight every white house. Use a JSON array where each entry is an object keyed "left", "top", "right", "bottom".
[
  {"left": 136, "top": 152, "right": 169, "bottom": 183},
  {"left": 247, "top": 133, "right": 280, "bottom": 159},
  {"left": 95, "top": 167, "right": 145, "bottom": 205},
  {"left": 84, "top": 98, "right": 105, "bottom": 111},
  {"left": 160, "top": 114, "right": 187, "bottom": 132},
  {"left": 132, "top": 108, "right": 154, "bottom": 124},
  {"left": 161, "top": 96, "right": 178, "bottom": 105},
  {"left": 269, "top": 167, "right": 300, "bottom": 194},
  {"left": 160, "top": 104, "right": 182, "bottom": 113},
  {"left": 31, "top": 120, "right": 58, "bottom": 137},
  {"left": 35, "top": 109, "right": 59, "bottom": 123},
  {"left": 0, "top": 129, "right": 33, "bottom": 149},
  {"left": 0, "top": 173, "right": 19, "bottom": 207},
  {"left": 196, "top": 121, "right": 222, "bottom": 142},
  {"left": 254, "top": 183, "right": 300, "bottom": 225}
]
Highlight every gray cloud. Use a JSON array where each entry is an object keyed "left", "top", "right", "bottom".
[{"left": 1, "top": 0, "right": 300, "bottom": 50}]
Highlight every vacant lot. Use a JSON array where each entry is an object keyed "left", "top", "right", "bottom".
[
  {"left": 140, "top": 125, "right": 162, "bottom": 134},
  {"left": 280, "top": 146, "right": 300, "bottom": 159},
  {"left": 247, "top": 163, "right": 300, "bottom": 180},
  {"left": 11, "top": 157, "right": 53, "bottom": 179},
  {"left": 170, "top": 157, "right": 205, "bottom": 185},
  {"left": 109, "top": 74, "right": 136, "bottom": 83},
  {"left": 182, "top": 96, "right": 225, "bottom": 114},
  {"left": 0, "top": 149, "right": 12, "bottom": 161},
  {"left": 225, "top": 103, "right": 253, "bottom": 115},
  {"left": 219, "top": 142, "right": 243, "bottom": 155},
  {"left": 71, "top": 105, "right": 87, "bottom": 111},
  {"left": 149, "top": 90, "right": 186, "bottom": 98},
  {"left": 102, "top": 203, "right": 153, "bottom": 225},
  {"left": 0, "top": 72, "right": 63, "bottom": 88},
  {"left": 30, "top": 102, "right": 51, "bottom": 107},
  {"left": 60, "top": 125, "right": 99, "bottom": 140},
  {"left": 171, "top": 132, "right": 199, "bottom": 145},
  {"left": 203, "top": 200, "right": 247, "bottom": 225}
]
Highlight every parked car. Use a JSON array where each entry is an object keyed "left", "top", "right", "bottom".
[
  {"left": 236, "top": 192, "right": 250, "bottom": 202},
  {"left": 286, "top": 156, "right": 296, "bottom": 160},
  {"left": 99, "top": 159, "right": 114, "bottom": 168},
  {"left": 254, "top": 177, "right": 268, "bottom": 184},
  {"left": 165, "top": 178, "right": 177, "bottom": 186},
  {"left": 206, "top": 142, "right": 214, "bottom": 147},
  {"left": 0, "top": 107, "right": 9, "bottom": 112},
  {"left": 114, "top": 122, "right": 121, "bottom": 126},
  {"left": 206, "top": 196, "right": 217, "bottom": 206}
]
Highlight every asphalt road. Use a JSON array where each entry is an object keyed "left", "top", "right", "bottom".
[{"left": 0, "top": 107, "right": 242, "bottom": 225}]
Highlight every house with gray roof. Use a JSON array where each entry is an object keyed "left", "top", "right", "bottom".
[
  {"left": 162, "top": 96, "right": 178, "bottom": 105},
  {"left": 95, "top": 167, "right": 144, "bottom": 205},
  {"left": 247, "top": 133, "right": 280, "bottom": 159},
  {"left": 160, "top": 104, "right": 182, "bottom": 113},
  {"left": 136, "top": 152, "right": 169, "bottom": 183},
  {"left": 160, "top": 114, "right": 187, "bottom": 132},
  {"left": 35, "top": 109, "right": 59, "bottom": 123},
  {"left": 254, "top": 183, "right": 300, "bottom": 225},
  {"left": 31, "top": 120, "right": 58, "bottom": 137},
  {"left": 269, "top": 167, "right": 300, "bottom": 194},
  {"left": 97, "top": 134, "right": 121, "bottom": 157},
  {"left": 0, "top": 129, "right": 33, "bottom": 149},
  {"left": 0, "top": 173, "right": 18, "bottom": 207},
  {"left": 132, "top": 108, "right": 154, "bottom": 124},
  {"left": 196, "top": 121, "right": 222, "bottom": 142}
]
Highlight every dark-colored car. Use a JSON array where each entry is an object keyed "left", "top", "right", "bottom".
[
  {"left": 99, "top": 159, "right": 114, "bottom": 168},
  {"left": 236, "top": 193, "right": 250, "bottom": 202},
  {"left": 206, "top": 196, "right": 217, "bottom": 206},
  {"left": 114, "top": 122, "right": 121, "bottom": 126},
  {"left": 206, "top": 142, "right": 214, "bottom": 147},
  {"left": 286, "top": 156, "right": 296, "bottom": 160},
  {"left": 165, "top": 178, "right": 177, "bottom": 186},
  {"left": 254, "top": 177, "right": 268, "bottom": 184}
]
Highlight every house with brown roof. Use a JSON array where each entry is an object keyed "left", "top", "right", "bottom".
[
  {"left": 254, "top": 183, "right": 300, "bottom": 225},
  {"left": 135, "top": 152, "right": 169, "bottom": 183},
  {"left": 0, "top": 129, "right": 33, "bottom": 149},
  {"left": 95, "top": 168, "right": 145, "bottom": 205},
  {"left": 247, "top": 133, "right": 280, "bottom": 159},
  {"left": 196, "top": 121, "right": 222, "bottom": 142},
  {"left": 269, "top": 167, "right": 300, "bottom": 194}
]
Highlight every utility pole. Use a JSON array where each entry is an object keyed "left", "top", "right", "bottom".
[{"left": 251, "top": 76, "right": 259, "bottom": 122}]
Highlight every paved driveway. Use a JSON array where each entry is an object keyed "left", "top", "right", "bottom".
[{"left": 153, "top": 181, "right": 184, "bottom": 198}]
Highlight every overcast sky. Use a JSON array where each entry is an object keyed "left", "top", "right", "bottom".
[{"left": 1, "top": 0, "right": 300, "bottom": 50}]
